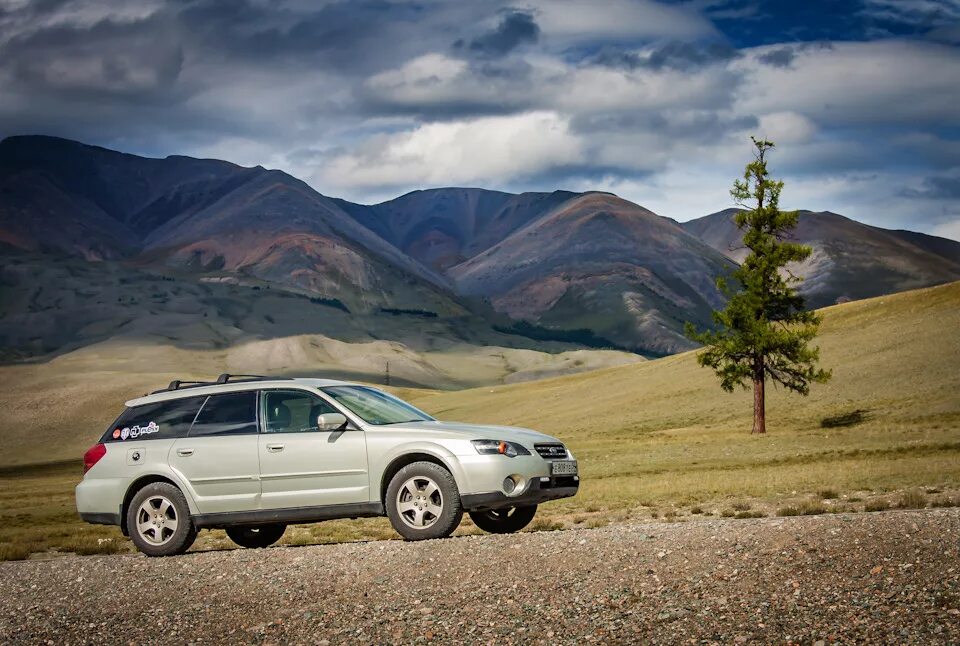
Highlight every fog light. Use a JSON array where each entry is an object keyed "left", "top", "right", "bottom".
[{"left": 503, "top": 477, "right": 516, "bottom": 494}]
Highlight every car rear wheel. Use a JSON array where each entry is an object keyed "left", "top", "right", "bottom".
[
  {"left": 226, "top": 524, "right": 286, "bottom": 549},
  {"left": 386, "top": 462, "right": 463, "bottom": 540},
  {"left": 469, "top": 504, "right": 538, "bottom": 534},
  {"left": 127, "top": 482, "right": 197, "bottom": 557}
]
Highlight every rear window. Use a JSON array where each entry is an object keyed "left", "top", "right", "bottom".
[
  {"left": 189, "top": 391, "right": 258, "bottom": 437},
  {"left": 102, "top": 396, "right": 207, "bottom": 443}
]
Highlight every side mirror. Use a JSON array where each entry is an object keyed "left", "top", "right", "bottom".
[{"left": 317, "top": 412, "right": 348, "bottom": 431}]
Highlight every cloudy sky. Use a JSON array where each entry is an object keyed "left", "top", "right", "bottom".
[{"left": 1, "top": 0, "right": 959, "bottom": 239}]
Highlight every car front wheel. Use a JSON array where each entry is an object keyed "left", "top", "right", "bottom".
[
  {"left": 469, "top": 505, "right": 538, "bottom": 534},
  {"left": 386, "top": 461, "right": 463, "bottom": 540},
  {"left": 226, "top": 524, "right": 286, "bottom": 549}
]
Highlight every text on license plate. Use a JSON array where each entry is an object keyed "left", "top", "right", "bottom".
[{"left": 551, "top": 460, "right": 578, "bottom": 475}]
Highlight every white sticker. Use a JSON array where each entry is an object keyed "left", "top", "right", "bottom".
[{"left": 123, "top": 422, "right": 159, "bottom": 439}]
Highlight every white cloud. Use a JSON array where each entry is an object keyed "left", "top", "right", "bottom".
[
  {"left": 931, "top": 219, "right": 960, "bottom": 241},
  {"left": 367, "top": 54, "right": 468, "bottom": 96},
  {"left": 317, "top": 111, "right": 583, "bottom": 191},
  {"left": 756, "top": 112, "right": 817, "bottom": 145},
  {"left": 738, "top": 41, "right": 960, "bottom": 126}
]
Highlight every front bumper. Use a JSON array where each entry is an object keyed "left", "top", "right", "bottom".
[{"left": 460, "top": 475, "right": 579, "bottom": 511}]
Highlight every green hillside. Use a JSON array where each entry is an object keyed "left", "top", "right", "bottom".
[{"left": 406, "top": 281, "right": 960, "bottom": 507}]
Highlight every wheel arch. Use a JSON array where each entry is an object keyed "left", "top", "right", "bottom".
[
  {"left": 119, "top": 473, "right": 190, "bottom": 537},
  {"left": 379, "top": 449, "right": 464, "bottom": 504}
]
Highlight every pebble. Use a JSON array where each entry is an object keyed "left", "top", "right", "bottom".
[{"left": 0, "top": 509, "right": 957, "bottom": 644}]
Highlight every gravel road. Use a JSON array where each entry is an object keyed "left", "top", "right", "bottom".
[{"left": 1, "top": 509, "right": 958, "bottom": 644}]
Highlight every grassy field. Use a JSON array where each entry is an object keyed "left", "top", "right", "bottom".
[{"left": 0, "top": 282, "right": 958, "bottom": 559}]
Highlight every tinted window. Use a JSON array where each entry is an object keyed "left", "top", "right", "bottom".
[
  {"left": 190, "top": 392, "right": 258, "bottom": 437},
  {"left": 102, "top": 396, "right": 206, "bottom": 443},
  {"left": 263, "top": 390, "right": 338, "bottom": 433}
]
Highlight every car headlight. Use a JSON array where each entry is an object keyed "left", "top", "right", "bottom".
[{"left": 471, "top": 439, "right": 531, "bottom": 457}]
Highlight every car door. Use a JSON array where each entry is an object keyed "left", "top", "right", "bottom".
[
  {"left": 258, "top": 389, "right": 370, "bottom": 510},
  {"left": 169, "top": 390, "right": 261, "bottom": 514}
]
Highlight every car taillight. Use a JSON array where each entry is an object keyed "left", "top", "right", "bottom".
[{"left": 83, "top": 444, "right": 107, "bottom": 474}]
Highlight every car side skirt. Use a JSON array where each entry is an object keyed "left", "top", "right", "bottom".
[{"left": 192, "top": 501, "right": 386, "bottom": 528}]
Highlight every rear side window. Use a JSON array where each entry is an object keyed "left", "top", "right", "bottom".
[
  {"left": 102, "top": 396, "right": 206, "bottom": 443},
  {"left": 190, "top": 391, "right": 258, "bottom": 437}
]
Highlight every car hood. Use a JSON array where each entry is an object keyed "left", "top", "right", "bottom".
[{"left": 381, "top": 420, "right": 561, "bottom": 445}]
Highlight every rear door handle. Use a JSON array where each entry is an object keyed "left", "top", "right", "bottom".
[
  {"left": 177, "top": 448, "right": 194, "bottom": 457},
  {"left": 266, "top": 443, "right": 285, "bottom": 452}
]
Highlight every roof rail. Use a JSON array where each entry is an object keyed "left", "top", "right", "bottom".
[
  {"left": 149, "top": 374, "right": 292, "bottom": 395},
  {"left": 215, "top": 373, "right": 273, "bottom": 384}
]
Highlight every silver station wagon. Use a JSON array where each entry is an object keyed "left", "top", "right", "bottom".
[{"left": 76, "top": 374, "right": 579, "bottom": 556}]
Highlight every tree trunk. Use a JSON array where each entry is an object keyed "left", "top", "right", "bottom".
[{"left": 752, "top": 359, "right": 766, "bottom": 434}]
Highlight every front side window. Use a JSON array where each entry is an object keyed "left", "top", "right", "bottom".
[
  {"left": 321, "top": 386, "right": 433, "bottom": 426},
  {"left": 189, "top": 391, "right": 258, "bottom": 437},
  {"left": 262, "top": 390, "right": 338, "bottom": 433},
  {"left": 101, "top": 396, "right": 207, "bottom": 443}
]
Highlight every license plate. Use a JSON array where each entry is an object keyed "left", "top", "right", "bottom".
[{"left": 551, "top": 460, "right": 578, "bottom": 476}]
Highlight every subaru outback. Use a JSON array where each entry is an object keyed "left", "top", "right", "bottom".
[{"left": 76, "top": 374, "right": 579, "bottom": 556}]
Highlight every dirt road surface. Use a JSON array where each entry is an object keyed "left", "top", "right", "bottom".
[{"left": 1, "top": 509, "right": 958, "bottom": 644}]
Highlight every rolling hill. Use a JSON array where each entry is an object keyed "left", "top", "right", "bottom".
[
  {"left": 0, "top": 280, "right": 956, "bottom": 507},
  {"left": 405, "top": 281, "right": 960, "bottom": 505},
  {"left": 682, "top": 208, "right": 960, "bottom": 307}
]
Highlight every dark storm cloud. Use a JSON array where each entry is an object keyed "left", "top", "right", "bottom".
[
  {"left": 571, "top": 111, "right": 757, "bottom": 143},
  {"left": 756, "top": 46, "right": 795, "bottom": 67},
  {"left": 593, "top": 41, "right": 740, "bottom": 71},
  {"left": 902, "top": 174, "right": 960, "bottom": 199},
  {"left": 173, "top": 0, "right": 435, "bottom": 73},
  {"left": 453, "top": 10, "right": 539, "bottom": 58},
  {"left": 0, "top": 11, "right": 184, "bottom": 99}
]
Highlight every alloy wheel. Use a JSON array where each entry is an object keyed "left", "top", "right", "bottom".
[
  {"left": 396, "top": 476, "right": 443, "bottom": 529},
  {"left": 135, "top": 496, "right": 178, "bottom": 546}
]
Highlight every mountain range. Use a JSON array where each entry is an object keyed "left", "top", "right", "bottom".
[{"left": 2, "top": 135, "right": 958, "bottom": 362}]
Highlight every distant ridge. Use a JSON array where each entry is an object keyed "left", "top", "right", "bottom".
[
  {"left": 682, "top": 208, "right": 960, "bottom": 307},
  {"left": 2, "top": 134, "right": 959, "bottom": 356}
]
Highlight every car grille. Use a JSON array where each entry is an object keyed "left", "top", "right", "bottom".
[{"left": 534, "top": 443, "right": 568, "bottom": 460}]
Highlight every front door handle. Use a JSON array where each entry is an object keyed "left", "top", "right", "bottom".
[
  {"left": 266, "top": 443, "right": 285, "bottom": 452},
  {"left": 177, "top": 448, "right": 194, "bottom": 457}
]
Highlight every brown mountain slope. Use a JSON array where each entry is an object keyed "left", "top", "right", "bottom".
[
  {"left": 335, "top": 188, "right": 580, "bottom": 272},
  {"left": 0, "top": 135, "right": 242, "bottom": 258},
  {"left": 0, "top": 136, "right": 461, "bottom": 315},
  {"left": 138, "top": 169, "right": 460, "bottom": 314},
  {"left": 450, "top": 193, "right": 737, "bottom": 355},
  {"left": 682, "top": 209, "right": 960, "bottom": 307}
]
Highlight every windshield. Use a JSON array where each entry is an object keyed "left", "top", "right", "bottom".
[{"left": 321, "top": 386, "right": 434, "bottom": 426}]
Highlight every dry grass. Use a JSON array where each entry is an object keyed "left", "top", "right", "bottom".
[
  {"left": 895, "top": 489, "right": 929, "bottom": 509},
  {"left": 407, "top": 282, "right": 960, "bottom": 518},
  {"left": 0, "top": 283, "right": 958, "bottom": 559},
  {"left": 777, "top": 500, "right": 829, "bottom": 516}
]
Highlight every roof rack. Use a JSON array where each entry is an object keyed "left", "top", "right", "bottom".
[{"left": 149, "top": 374, "right": 292, "bottom": 395}]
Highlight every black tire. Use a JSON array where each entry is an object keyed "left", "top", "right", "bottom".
[
  {"left": 126, "top": 482, "right": 197, "bottom": 557},
  {"left": 226, "top": 524, "right": 286, "bottom": 549},
  {"left": 469, "top": 505, "right": 538, "bottom": 534},
  {"left": 386, "top": 461, "right": 463, "bottom": 540}
]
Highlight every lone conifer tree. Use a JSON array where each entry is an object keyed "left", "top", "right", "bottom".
[{"left": 686, "top": 137, "right": 830, "bottom": 434}]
